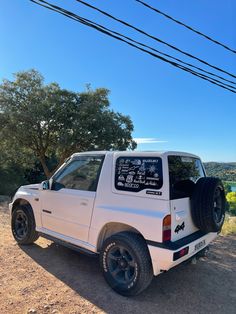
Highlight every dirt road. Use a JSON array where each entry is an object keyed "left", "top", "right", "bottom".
[{"left": 0, "top": 201, "right": 236, "bottom": 314}]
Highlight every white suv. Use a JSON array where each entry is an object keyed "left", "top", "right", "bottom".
[{"left": 9, "top": 151, "right": 226, "bottom": 296}]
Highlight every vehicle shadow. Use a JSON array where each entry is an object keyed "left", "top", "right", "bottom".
[{"left": 21, "top": 235, "right": 236, "bottom": 314}]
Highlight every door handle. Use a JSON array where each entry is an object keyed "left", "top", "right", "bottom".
[
  {"left": 42, "top": 209, "right": 52, "bottom": 214},
  {"left": 80, "top": 199, "right": 88, "bottom": 206}
]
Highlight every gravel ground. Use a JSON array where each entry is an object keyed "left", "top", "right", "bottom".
[{"left": 0, "top": 201, "right": 236, "bottom": 314}]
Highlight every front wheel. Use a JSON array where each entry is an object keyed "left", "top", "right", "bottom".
[
  {"left": 100, "top": 232, "right": 153, "bottom": 296},
  {"left": 11, "top": 205, "right": 39, "bottom": 245}
]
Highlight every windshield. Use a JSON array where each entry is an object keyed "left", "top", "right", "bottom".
[{"left": 168, "top": 155, "right": 205, "bottom": 199}]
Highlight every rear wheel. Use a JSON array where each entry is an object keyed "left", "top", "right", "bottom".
[
  {"left": 11, "top": 205, "right": 39, "bottom": 244},
  {"left": 100, "top": 232, "right": 153, "bottom": 296}
]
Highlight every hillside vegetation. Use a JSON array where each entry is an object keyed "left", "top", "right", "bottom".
[{"left": 204, "top": 162, "right": 236, "bottom": 182}]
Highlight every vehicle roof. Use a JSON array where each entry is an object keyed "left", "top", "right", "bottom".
[{"left": 72, "top": 151, "right": 200, "bottom": 159}]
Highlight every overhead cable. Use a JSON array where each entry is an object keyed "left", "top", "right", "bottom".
[
  {"left": 30, "top": 0, "right": 236, "bottom": 93},
  {"left": 75, "top": 0, "right": 236, "bottom": 80},
  {"left": 136, "top": 0, "right": 236, "bottom": 54}
]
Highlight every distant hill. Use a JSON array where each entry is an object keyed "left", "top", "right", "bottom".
[{"left": 204, "top": 162, "right": 236, "bottom": 182}]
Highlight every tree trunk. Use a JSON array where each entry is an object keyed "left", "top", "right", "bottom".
[
  {"left": 50, "top": 158, "right": 66, "bottom": 176},
  {"left": 38, "top": 155, "right": 51, "bottom": 179}
]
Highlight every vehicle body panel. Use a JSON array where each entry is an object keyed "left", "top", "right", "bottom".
[
  {"left": 41, "top": 188, "right": 96, "bottom": 242},
  {"left": 170, "top": 198, "right": 198, "bottom": 241}
]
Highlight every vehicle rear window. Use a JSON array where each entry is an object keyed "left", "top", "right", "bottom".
[
  {"left": 115, "top": 157, "right": 163, "bottom": 192},
  {"left": 168, "top": 155, "right": 205, "bottom": 199}
]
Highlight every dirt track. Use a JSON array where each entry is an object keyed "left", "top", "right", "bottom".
[{"left": 0, "top": 202, "right": 236, "bottom": 314}]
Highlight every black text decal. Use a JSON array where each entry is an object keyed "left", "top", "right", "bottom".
[{"left": 175, "top": 222, "right": 185, "bottom": 233}]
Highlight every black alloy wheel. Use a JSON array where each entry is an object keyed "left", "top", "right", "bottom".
[
  {"left": 14, "top": 210, "right": 29, "bottom": 240},
  {"left": 100, "top": 232, "right": 153, "bottom": 296},
  {"left": 11, "top": 205, "right": 39, "bottom": 245},
  {"left": 107, "top": 245, "right": 136, "bottom": 285},
  {"left": 213, "top": 187, "right": 224, "bottom": 224}
]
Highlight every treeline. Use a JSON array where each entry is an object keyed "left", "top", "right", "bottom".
[
  {"left": 0, "top": 70, "right": 136, "bottom": 196},
  {"left": 204, "top": 162, "right": 236, "bottom": 182}
]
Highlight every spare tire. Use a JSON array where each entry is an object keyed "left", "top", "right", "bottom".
[{"left": 191, "top": 177, "right": 226, "bottom": 233}]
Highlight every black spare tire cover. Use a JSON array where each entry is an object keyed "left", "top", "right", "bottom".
[{"left": 191, "top": 177, "right": 226, "bottom": 233}]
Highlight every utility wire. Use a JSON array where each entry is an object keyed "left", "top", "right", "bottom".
[
  {"left": 75, "top": 0, "right": 236, "bottom": 80},
  {"left": 136, "top": 0, "right": 236, "bottom": 54},
  {"left": 30, "top": 0, "right": 236, "bottom": 93},
  {"left": 30, "top": 1, "right": 236, "bottom": 86},
  {"left": 73, "top": 0, "right": 236, "bottom": 86}
]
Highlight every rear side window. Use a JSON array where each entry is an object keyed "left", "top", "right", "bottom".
[
  {"left": 168, "top": 156, "right": 205, "bottom": 199},
  {"left": 115, "top": 157, "right": 163, "bottom": 192}
]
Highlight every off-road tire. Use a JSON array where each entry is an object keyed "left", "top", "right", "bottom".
[
  {"left": 100, "top": 232, "right": 153, "bottom": 296},
  {"left": 191, "top": 177, "right": 226, "bottom": 233},
  {"left": 11, "top": 205, "right": 39, "bottom": 245}
]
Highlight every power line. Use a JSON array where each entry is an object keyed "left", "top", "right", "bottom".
[
  {"left": 30, "top": 1, "right": 236, "bottom": 86},
  {"left": 136, "top": 0, "right": 236, "bottom": 54},
  {"left": 75, "top": 0, "right": 236, "bottom": 80},
  {"left": 30, "top": 0, "right": 236, "bottom": 93}
]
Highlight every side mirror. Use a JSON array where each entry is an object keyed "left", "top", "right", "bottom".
[
  {"left": 51, "top": 181, "right": 65, "bottom": 191},
  {"left": 42, "top": 180, "right": 50, "bottom": 190}
]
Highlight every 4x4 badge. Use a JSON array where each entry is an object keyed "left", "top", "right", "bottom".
[{"left": 175, "top": 222, "right": 185, "bottom": 233}]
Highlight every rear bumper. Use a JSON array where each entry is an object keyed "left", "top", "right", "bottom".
[{"left": 147, "top": 231, "right": 218, "bottom": 276}]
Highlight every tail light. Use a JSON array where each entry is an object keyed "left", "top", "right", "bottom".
[{"left": 163, "top": 214, "right": 171, "bottom": 242}]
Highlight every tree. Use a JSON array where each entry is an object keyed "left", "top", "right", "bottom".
[
  {"left": 0, "top": 136, "right": 36, "bottom": 195},
  {"left": 223, "top": 182, "right": 232, "bottom": 194},
  {"left": 226, "top": 192, "right": 236, "bottom": 216},
  {"left": 0, "top": 70, "right": 136, "bottom": 178}
]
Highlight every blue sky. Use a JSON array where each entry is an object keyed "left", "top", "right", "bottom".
[{"left": 1, "top": 0, "right": 236, "bottom": 162}]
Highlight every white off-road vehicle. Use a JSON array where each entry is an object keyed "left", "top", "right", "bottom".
[{"left": 9, "top": 151, "right": 226, "bottom": 296}]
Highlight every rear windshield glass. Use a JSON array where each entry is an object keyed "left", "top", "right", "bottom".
[
  {"left": 168, "top": 156, "right": 205, "bottom": 199},
  {"left": 115, "top": 157, "right": 163, "bottom": 192}
]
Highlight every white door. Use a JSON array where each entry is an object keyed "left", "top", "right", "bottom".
[
  {"left": 41, "top": 155, "right": 104, "bottom": 242},
  {"left": 170, "top": 198, "right": 198, "bottom": 241},
  {"left": 168, "top": 155, "right": 205, "bottom": 241}
]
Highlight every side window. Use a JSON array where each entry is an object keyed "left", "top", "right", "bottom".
[
  {"left": 115, "top": 157, "right": 163, "bottom": 192},
  {"left": 53, "top": 155, "right": 104, "bottom": 191}
]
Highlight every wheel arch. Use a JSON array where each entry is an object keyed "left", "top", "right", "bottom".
[
  {"left": 12, "top": 198, "right": 33, "bottom": 213},
  {"left": 96, "top": 222, "right": 146, "bottom": 252}
]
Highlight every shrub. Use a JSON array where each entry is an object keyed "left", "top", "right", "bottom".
[
  {"left": 221, "top": 216, "right": 236, "bottom": 235},
  {"left": 226, "top": 192, "right": 236, "bottom": 216}
]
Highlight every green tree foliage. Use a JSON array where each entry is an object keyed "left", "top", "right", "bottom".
[
  {"left": 223, "top": 182, "right": 232, "bottom": 194},
  {"left": 0, "top": 138, "right": 34, "bottom": 195},
  {"left": 0, "top": 70, "right": 136, "bottom": 183},
  {"left": 226, "top": 192, "right": 236, "bottom": 216}
]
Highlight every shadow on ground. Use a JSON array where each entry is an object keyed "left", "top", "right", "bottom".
[{"left": 21, "top": 235, "right": 236, "bottom": 314}]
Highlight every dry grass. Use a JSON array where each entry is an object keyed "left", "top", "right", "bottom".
[{"left": 221, "top": 216, "right": 236, "bottom": 235}]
